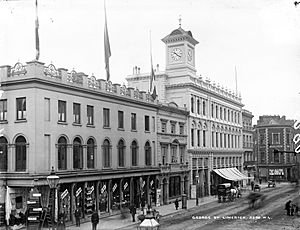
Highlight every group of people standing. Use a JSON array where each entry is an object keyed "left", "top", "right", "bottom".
[{"left": 285, "top": 200, "right": 299, "bottom": 216}]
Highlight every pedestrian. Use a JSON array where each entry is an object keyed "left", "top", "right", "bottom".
[
  {"left": 251, "top": 181, "right": 254, "bottom": 191},
  {"left": 285, "top": 200, "right": 292, "bottom": 216},
  {"left": 129, "top": 204, "right": 136, "bottom": 222},
  {"left": 91, "top": 211, "right": 99, "bottom": 230},
  {"left": 291, "top": 204, "right": 295, "bottom": 216},
  {"left": 174, "top": 199, "right": 179, "bottom": 210},
  {"left": 74, "top": 207, "right": 81, "bottom": 227}
]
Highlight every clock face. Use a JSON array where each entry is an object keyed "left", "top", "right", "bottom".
[
  {"left": 171, "top": 48, "right": 182, "bottom": 61},
  {"left": 187, "top": 49, "right": 193, "bottom": 62}
]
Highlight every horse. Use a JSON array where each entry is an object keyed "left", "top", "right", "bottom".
[{"left": 229, "top": 188, "right": 237, "bottom": 201}]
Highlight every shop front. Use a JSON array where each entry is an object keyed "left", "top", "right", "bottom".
[{"left": 99, "top": 180, "right": 109, "bottom": 214}]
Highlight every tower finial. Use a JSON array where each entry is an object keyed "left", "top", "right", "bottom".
[{"left": 179, "top": 14, "right": 182, "bottom": 28}]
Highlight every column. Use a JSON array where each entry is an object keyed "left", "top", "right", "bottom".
[
  {"left": 108, "top": 179, "right": 112, "bottom": 214},
  {"left": 130, "top": 177, "right": 134, "bottom": 206},
  {"left": 146, "top": 176, "right": 150, "bottom": 206},
  {"left": 95, "top": 181, "right": 100, "bottom": 213},
  {"left": 119, "top": 178, "right": 123, "bottom": 209},
  {"left": 70, "top": 183, "right": 75, "bottom": 223}
]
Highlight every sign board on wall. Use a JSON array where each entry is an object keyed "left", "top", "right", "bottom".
[
  {"left": 190, "top": 185, "right": 196, "bottom": 199},
  {"left": 156, "top": 189, "right": 161, "bottom": 207},
  {"left": 269, "top": 169, "right": 284, "bottom": 176}
]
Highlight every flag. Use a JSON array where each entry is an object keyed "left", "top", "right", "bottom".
[
  {"left": 104, "top": 1, "right": 111, "bottom": 81},
  {"left": 35, "top": 0, "right": 40, "bottom": 61},
  {"left": 149, "top": 32, "right": 157, "bottom": 100},
  {"left": 5, "top": 186, "right": 12, "bottom": 225}
]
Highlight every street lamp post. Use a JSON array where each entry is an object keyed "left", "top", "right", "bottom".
[
  {"left": 47, "top": 167, "right": 60, "bottom": 230},
  {"left": 195, "top": 174, "right": 199, "bottom": 206}
]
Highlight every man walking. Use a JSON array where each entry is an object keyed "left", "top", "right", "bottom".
[
  {"left": 285, "top": 200, "right": 292, "bottom": 216},
  {"left": 91, "top": 211, "right": 99, "bottom": 230},
  {"left": 129, "top": 204, "right": 137, "bottom": 222},
  {"left": 74, "top": 207, "right": 81, "bottom": 227},
  {"left": 174, "top": 199, "right": 179, "bottom": 210}
]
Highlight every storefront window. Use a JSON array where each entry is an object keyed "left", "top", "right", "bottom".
[
  {"left": 99, "top": 182, "right": 108, "bottom": 213},
  {"left": 111, "top": 181, "right": 120, "bottom": 211},
  {"left": 123, "top": 179, "right": 130, "bottom": 208}
]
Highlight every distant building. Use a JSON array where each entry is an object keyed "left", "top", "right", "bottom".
[
  {"left": 254, "top": 115, "right": 297, "bottom": 182},
  {"left": 242, "top": 109, "right": 255, "bottom": 184},
  {"left": 127, "top": 24, "right": 245, "bottom": 197}
]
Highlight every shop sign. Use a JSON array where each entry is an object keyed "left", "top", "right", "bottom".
[
  {"left": 101, "top": 184, "right": 106, "bottom": 193},
  {"left": 112, "top": 183, "right": 117, "bottom": 192},
  {"left": 86, "top": 186, "right": 94, "bottom": 195},
  {"left": 191, "top": 185, "right": 196, "bottom": 199},
  {"left": 269, "top": 169, "right": 284, "bottom": 176},
  {"left": 123, "top": 182, "right": 128, "bottom": 190},
  {"left": 75, "top": 187, "right": 82, "bottom": 197},
  {"left": 156, "top": 189, "right": 161, "bottom": 207},
  {"left": 61, "top": 189, "right": 69, "bottom": 199},
  {"left": 90, "top": 186, "right": 94, "bottom": 193}
]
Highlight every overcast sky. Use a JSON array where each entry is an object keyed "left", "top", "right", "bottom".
[{"left": 1, "top": 0, "right": 300, "bottom": 124}]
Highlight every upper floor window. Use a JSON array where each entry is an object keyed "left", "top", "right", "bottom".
[
  {"left": 0, "top": 137, "right": 8, "bottom": 171},
  {"left": 145, "top": 141, "right": 151, "bottom": 166},
  {"left": 0, "top": 99, "right": 7, "bottom": 121},
  {"left": 118, "top": 139, "right": 125, "bottom": 167},
  {"left": 171, "top": 145, "right": 177, "bottom": 163},
  {"left": 220, "top": 107, "right": 223, "bottom": 120},
  {"left": 224, "top": 108, "right": 226, "bottom": 120},
  {"left": 171, "top": 123, "right": 176, "bottom": 134},
  {"left": 272, "top": 133, "right": 280, "bottom": 144},
  {"left": 58, "top": 100, "right": 66, "bottom": 122},
  {"left": 203, "top": 101, "right": 206, "bottom": 116},
  {"left": 16, "top": 97, "right": 26, "bottom": 120},
  {"left": 131, "top": 140, "right": 138, "bottom": 166},
  {"left": 16, "top": 136, "right": 26, "bottom": 171},
  {"left": 180, "top": 146, "right": 185, "bottom": 164},
  {"left": 211, "top": 104, "right": 214, "bottom": 118},
  {"left": 197, "top": 99, "right": 200, "bottom": 114},
  {"left": 103, "top": 108, "right": 110, "bottom": 128},
  {"left": 131, "top": 113, "right": 137, "bottom": 130},
  {"left": 73, "top": 137, "right": 83, "bottom": 169},
  {"left": 179, "top": 124, "right": 184, "bottom": 135},
  {"left": 215, "top": 105, "right": 218, "bottom": 119},
  {"left": 161, "top": 145, "right": 167, "bottom": 165},
  {"left": 286, "top": 133, "right": 290, "bottom": 145},
  {"left": 103, "top": 139, "right": 111, "bottom": 168},
  {"left": 191, "top": 97, "right": 194, "bottom": 113},
  {"left": 87, "top": 138, "right": 95, "bottom": 169},
  {"left": 57, "top": 136, "right": 67, "bottom": 170},
  {"left": 161, "top": 122, "right": 167, "bottom": 133},
  {"left": 87, "top": 105, "right": 94, "bottom": 125},
  {"left": 73, "top": 103, "right": 81, "bottom": 124},
  {"left": 145, "top": 115, "right": 150, "bottom": 132},
  {"left": 118, "top": 111, "right": 124, "bottom": 129}
]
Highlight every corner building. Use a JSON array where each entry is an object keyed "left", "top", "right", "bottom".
[
  {"left": 127, "top": 25, "right": 245, "bottom": 197},
  {"left": 0, "top": 61, "right": 160, "bottom": 225}
]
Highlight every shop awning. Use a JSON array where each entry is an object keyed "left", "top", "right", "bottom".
[{"left": 213, "top": 167, "right": 252, "bottom": 181}]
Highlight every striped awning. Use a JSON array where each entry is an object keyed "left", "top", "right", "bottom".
[{"left": 213, "top": 167, "right": 252, "bottom": 181}]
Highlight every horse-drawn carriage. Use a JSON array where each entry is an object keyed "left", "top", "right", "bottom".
[
  {"left": 217, "top": 183, "right": 241, "bottom": 202},
  {"left": 247, "top": 192, "right": 266, "bottom": 209}
]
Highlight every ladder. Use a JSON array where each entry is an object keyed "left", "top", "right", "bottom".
[{"left": 41, "top": 189, "right": 54, "bottom": 229}]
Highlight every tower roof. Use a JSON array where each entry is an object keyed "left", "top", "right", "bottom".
[{"left": 162, "top": 27, "right": 199, "bottom": 45}]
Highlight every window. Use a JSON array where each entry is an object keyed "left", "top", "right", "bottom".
[
  {"left": 161, "top": 122, "right": 167, "bottom": 133},
  {"left": 152, "top": 116, "right": 155, "bottom": 132},
  {"left": 103, "top": 108, "right": 110, "bottom": 127},
  {"left": 179, "top": 124, "right": 184, "bottom": 135},
  {"left": 220, "top": 133, "right": 223, "bottom": 148},
  {"left": 44, "top": 98, "right": 50, "bottom": 121},
  {"left": 16, "top": 97, "right": 26, "bottom": 120},
  {"left": 58, "top": 137, "right": 67, "bottom": 170},
  {"left": 191, "top": 97, "right": 194, "bottom": 113},
  {"left": 203, "top": 130, "right": 206, "bottom": 147},
  {"left": 73, "top": 137, "right": 83, "bottom": 169},
  {"left": 212, "top": 132, "right": 215, "bottom": 148},
  {"left": 220, "top": 107, "right": 222, "bottom": 120},
  {"left": 73, "top": 103, "right": 81, "bottom": 124},
  {"left": 118, "top": 111, "right": 124, "bottom": 129},
  {"left": 118, "top": 139, "right": 125, "bottom": 167},
  {"left": 171, "top": 123, "right": 176, "bottom": 134},
  {"left": 180, "top": 146, "right": 185, "bottom": 164},
  {"left": 58, "top": 100, "right": 66, "bottom": 122},
  {"left": 261, "top": 152, "right": 265, "bottom": 163},
  {"left": 272, "top": 133, "right": 280, "bottom": 144},
  {"left": 0, "top": 99, "right": 7, "bottom": 121},
  {"left": 131, "top": 113, "right": 136, "bottom": 130},
  {"left": 131, "top": 141, "right": 138, "bottom": 166},
  {"left": 87, "top": 105, "right": 94, "bottom": 125},
  {"left": 286, "top": 133, "right": 290, "bottom": 145},
  {"left": 197, "top": 99, "right": 200, "bottom": 114},
  {"left": 0, "top": 137, "right": 8, "bottom": 171},
  {"left": 216, "top": 105, "right": 218, "bottom": 119},
  {"left": 216, "top": 132, "right": 219, "bottom": 148},
  {"left": 87, "top": 138, "right": 95, "bottom": 168},
  {"left": 161, "top": 145, "right": 167, "bottom": 165},
  {"left": 171, "top": 145, "right": 177, "bottom": 163},
  {"left": 145, "top": 142, "right": 151, "bottom": 166},
  {"left": 224, "top": 108, "right": 226, "bottom": 120},
  {"left": 224, "top": 133, "right": 227, "bottom": 148},
  {"left": 211, "top": 104, "right": 214, "bottom": 118},
  {"left": 103, "top": 139, "right": 111, "bottom": 167},
  {"left": 191, "top": 129, "right": 194, "bottom": 147},
  {"left": 145, "top": 115, "right": 150, "bottom": 132},
  {"left": 16, "top": 136, "right": 26, "bottom": 171},
  {"left": 203, "top": 101, "right": 206, "bottom": 116},
  {"left": 197, "top": 130, "right": 200, "bottom": 147}
]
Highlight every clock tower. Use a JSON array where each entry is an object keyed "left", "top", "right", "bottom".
[{"left": 162, "top": 25, "right": 199, "bottom": 78}]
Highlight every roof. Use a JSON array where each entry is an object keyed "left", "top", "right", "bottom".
[{"left": 162, "top": 27, "right": 199, "bottom": 45}]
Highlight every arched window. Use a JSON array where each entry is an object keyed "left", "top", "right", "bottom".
[
  {"left": 118, "top": 139, "right": 125, "bottom": 167},
  {"left": 16, "top": 136, "right": 26, "bottom": 171},
  {"left": 58, "top": 136, "right": 67, "bottom": 170},
  {"left": 103, "top": 139, "right": 111, "bottom": 168},
  {"left": 224, "top": 108, "right": 226, "bottom": 120},
  {"left": 87, "top": 138, "right": 95, "bottom": 169},
  {"left": 211, "top": 104, "right": 214, "bottom": 118},
  {"left": 216, "top": 105, "right": 218, "bottom": 119},
  {"left": 0, "top": 137, "right": 8, "bottom": 171},
  {"left": 191, "top": 97, "right": 194, "bottom": 113},
  {"left": 220, "top": 107, "right": 223, "bottom": 120},
  {"left": 73, "top": 137, "right": 83, "bottom": 169},
  {"left": 145, "top": 142, "right": 151, "bottom": 166},
  {"left": 203, "top": 101, "right": 206, "bottom": 116},
  {"left": 131, "top": 141, "right": 138, "bottom": 166},
  {"left": 197, "top": 99, "right": 200, "bottom": 114}
]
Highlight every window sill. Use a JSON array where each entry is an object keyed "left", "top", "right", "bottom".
[
  {"left": 144, "top": 131, "right": 150, "bottom": 133},
  {"left": 87, "top": 124, "right": 95, "bottom": 128},
  {"left": 57, "top": 121, "right": 68, "bottom": 125},
  {"left": 131, "top": 129, "right": 137, "bottom": 132},
  {"left": 103, "top": 126, "right": 111, "bottom": 129},
  {"left": 118, "top": 128, "right": 125, "bottom": 131},
  {"left": 72, "top": 123, "right": 82, "bottom": 127},
  {"left": 0, "top": 120, "right": 8, "bottom": 124},
  {"left": 15, "top": 119, "right": 27, "bottom": 123},
  {"left": 102, "top": 167, "right": 112, "bottom": 170}
]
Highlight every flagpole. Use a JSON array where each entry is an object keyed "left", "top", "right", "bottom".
[
  {"left": 149, "top": 30, "right": 157, "bottom": 100},
  {"left": 35, "top": 0, "right": 40, "bottom": 61},
  {"left": 104, "top": 0, "right": 111, "bottom": 81}
]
